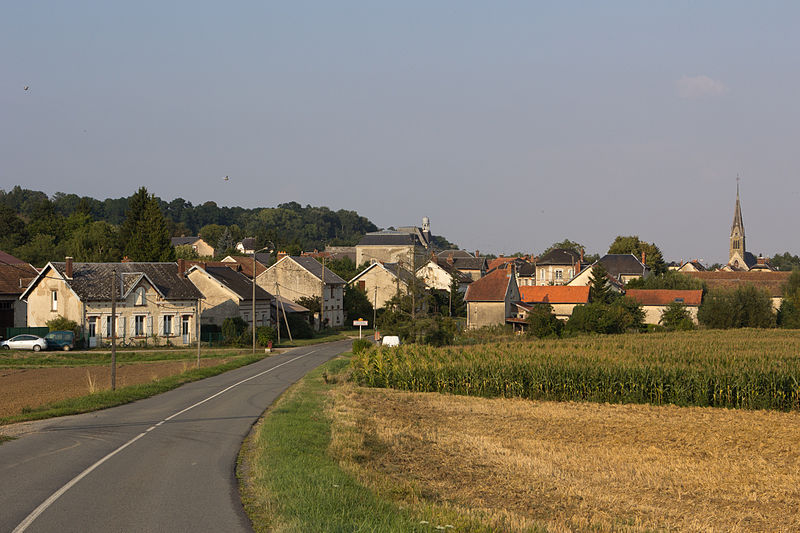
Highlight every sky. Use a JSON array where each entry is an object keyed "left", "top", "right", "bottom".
[{"left": 3, "top": 2, "right": 800, "bottom": 264}]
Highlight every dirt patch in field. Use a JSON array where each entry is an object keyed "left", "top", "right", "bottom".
[
  {"left": 0, "top": 358, "right": 233, "bottom": 418},
  {"left": 329, "top": 385, "right": 800, "bottom": 532}
]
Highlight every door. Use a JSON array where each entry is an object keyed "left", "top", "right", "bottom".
[
  {"left": 181, "top": 315, "right": 190, "bottom": 344},
  {"left": 88, "top": 317, "right": 97, "bottom": 348}
]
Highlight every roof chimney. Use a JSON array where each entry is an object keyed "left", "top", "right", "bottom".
[
  {"left": 277, "top": 251, "right": 287, "bottom": 260},
  {"left": 447, "top": 255, "right": 454, "bottom": 266},
  {"left": 641, "top": 251, "right": 646, "bottom": 265},
  {"left": 178, "top": 258, "right": 185, "bottom": 276},
  {"left": 65, "top": 257, "right": 73, "bottom": 279},
  {"left": 580, "top": 247, "right": 584, "bottom": 262},
  {"left": 475, "top": 250, "right": 480, "bottom": 257}
]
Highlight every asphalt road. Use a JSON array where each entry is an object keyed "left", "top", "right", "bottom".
[{"left": 0, "top": 339, "right": 352, "bottom": 533}]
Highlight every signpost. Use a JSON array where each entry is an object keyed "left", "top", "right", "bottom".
[{"left": 353, "top": 318, "right": 368, "bottom": 338}]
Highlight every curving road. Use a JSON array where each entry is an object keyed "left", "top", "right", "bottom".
[{"left": 0, "top": 340, "right": 351, "bottom": 533}]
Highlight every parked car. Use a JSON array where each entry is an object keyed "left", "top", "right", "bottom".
[
  {"left": 45, "top": 330, "right": 75, "bottom": 351},
  {"left": 0, "top": 334, "right": 48, "bottom": 351},
  {"left": 381, "top": 335, "right": 401, "bottom": 347}
]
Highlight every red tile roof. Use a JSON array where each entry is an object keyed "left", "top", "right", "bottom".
[
  {"left": 625, "top": 289, "right": 703, "bottom": 306},
  {"left": 487, "top": 257, "right": 518, "bottom": 271},
  {"left": 220, "top": 256, "right": 268, "bottom": 278},
  {"left": 464, "top": 268, "right": 513, "bottom": 302},
  {"left": 519, "top": 285, "right": 590, "bottom": 304}
]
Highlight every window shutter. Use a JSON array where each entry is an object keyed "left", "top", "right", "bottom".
[{"left": 148, "top": 316, "right": 154, "bottom": 336}]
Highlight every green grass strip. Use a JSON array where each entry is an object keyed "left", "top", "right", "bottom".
[
  {"left": 0, "top": 354, "right": 267, "bottom": 426},
  {"left": 241, "top": 357, "right": 438, "bottom": 533}
]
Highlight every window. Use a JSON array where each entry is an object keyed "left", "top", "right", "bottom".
[
  {"left": 88, "top": 317, "right": 97, "bottom": 338},
  {"left": 0, "top": 301, "right": 12, "bottom": 310},
  {"left": 51, "top": 290, "right": 58, "bottom": 311},
  {"left": 555, "top": 269, "right": 563, "bottom": 280},
  {"left": 674, "top": 298, "right": 684, "bottom": 303},
  {"left": 135, "top": 287, "right": 145, "bottom": 306},
  {"left": 358, "top": 280, "right": 366, "bottom": 291},
  {"left": 106, "top": 316, "right": 114, "bottom": 338},
  {"left": 134, "top": 315, "right": 145, "bottom": 336},
  {"left": 162, "top": 315, "right": 173, "bottom": 336}
]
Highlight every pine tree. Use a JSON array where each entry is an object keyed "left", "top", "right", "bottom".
[
  {"left": 120, "top": 187, "right": 175, "bottom": 261},
  {"left": 589, "top": 262, "right": 612, "bottom": 303}
]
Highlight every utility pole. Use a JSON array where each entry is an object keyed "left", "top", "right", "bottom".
[
  {"left": 274, "top": 282, "right": 280, "bottom": 345},
  {"left": 275, "top": 282, "right": 293, "bottom": 342},
  {"left": 252, "top": 251, "right": 257, "bottom": 354},
  {"left": 196, "top": 298, "right": 201, "bottom": 367},
  {"left": 320, "top": 256, "right": 325, "bottom": 332},
  {"left": 110, "top": 268, "right": 116, "bottom": 391},
  {"left": 373, "top": 285, "right": 377, "bottom": 329}
]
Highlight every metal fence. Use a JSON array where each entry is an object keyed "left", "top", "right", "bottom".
[{"left": 5, "top": 326, "right": 49, "bottom": 340}]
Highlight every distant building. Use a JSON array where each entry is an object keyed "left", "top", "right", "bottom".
[
  {"left": 0, "top": 257, "right": 38, "bottom": 332},
  {"left": 624, "top": 289, "right": 703, "bottom": 325},
  {"left": 355, "top": 217, "right": 433, "bottom": 266},
  {"left": 567, "top": 254, "right": 649, "bottom": 288},
  {"left": 464, "top": 267, "right": 520, "bottom": 329},
  {"left": 349, "top": 262, "right": 414, "bottom": 309},
  {"left": 723, "top": 182, "right": 771, "bottom": 271},
  {"left": 171, "top": 236, "right": 215, "bottom": 257}
]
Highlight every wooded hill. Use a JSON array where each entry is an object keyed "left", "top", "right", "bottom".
[{"left": 0, "top": 186, "right": 456, "bottom": 267}]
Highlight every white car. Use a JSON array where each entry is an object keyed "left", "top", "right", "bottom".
[
  {"left": 1, "top": 334, "right": 48, "bottom": 352},
  {"left": 381, "top": 335, "right": 401, "bottom": 347}
]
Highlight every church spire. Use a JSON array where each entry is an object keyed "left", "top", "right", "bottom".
[{"left": 729, "top": 176, "right": 746, "bottom": 265}]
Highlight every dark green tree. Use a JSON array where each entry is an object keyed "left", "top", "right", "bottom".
[
  {"left": 698, "top": 286, "right": 776, "bottom": 329},
  {"left": 777, "top": 270, "right": 800, "bottom": 328},
  {"left": 625, "top": 270, "right": 705, "bottom": 291},
  {"left": 770, "top": 252, "right": 800, "bottom": 271},
  {"left": 608, "top": 235, "right": 666, "bottom": 275},
  {"left": 526, "top": 303, "right": 563, "bottom": 338},
  {"left": 659, "top": 302, "right": 696, "bottom": 331},
  {"left": 589, "top": 263, "right": 612, "bottom": 303},
  {"left": 343, "top": 284, "right": 374, "bottom": 322},
  {"left": 120, "top": 187, "right": 175, "bottom": 261}
]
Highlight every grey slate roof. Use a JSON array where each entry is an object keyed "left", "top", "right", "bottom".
[
  {"left": 203, "top": 266, "right": 273, "bottom": 301},
  {"left": 451, "top": 256, "right": 488, "bottom": 271},
  {"left": 381, "top": 262, "right": 416, "bottom": 284},
  {"left": 171, "top": 236, "right": 200, "bottom": 246},
  {"left": 357, "top": 231, "right": 424, "bottom": 247},
  {"left": 597, "top": 254, "right": 649, "bottom": 278},
  {"left": 288, "top": 256, "right": 346, "bottom": 285},
  {"left": 47, "top": 262, "right": 203, "bottom": 301},
  {"left": 537, "top": 248, "right": 582, "bottom": 265},
  {"left": 437, "top": 250, "right": 474, "bottom": 260}
]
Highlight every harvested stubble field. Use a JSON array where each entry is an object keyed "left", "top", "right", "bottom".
[
  {"left": 0, "top": 355, "right": 235, "bottom": 418},
  {"left": 352, "top": 329, "right": 800, "bottom": 410},
  {"left": 329, "top": 383, "right": 800, "bottom": 532}
]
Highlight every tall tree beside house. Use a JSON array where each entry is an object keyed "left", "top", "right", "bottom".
[
  {"left": 589, "top": 263, "right": 612, "bottom": 303},
  {"left": 120, "top": 187, "right": 175, "bottom": 261},
  {"left": 608, "top": 235, "right": 666, "bottom": 275},
  {"left": 541, "top": 239, "right": 599, "bottom": 262}
]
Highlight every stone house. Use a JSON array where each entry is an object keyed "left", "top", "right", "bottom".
[
  {"left": 220, "top": 254, "right": 270, "bottom": 279},
  {"left": 186, "top": 265, "right": 273, "bottom": 329},
  {"left": 171, "top": 236, "right": 215, "bottom": 257},
  {"left": 349, "top": 262, "right": 414, "bottom": 310},
  {"left": 257, "top": 256, "right": 346, "bottom": 328},
  {"left": 517, "top": 285, "right": 591, "bottom": 321},
  {"left": 677, "top": 260, "right": 706, "bottom": 273},
  {"left": 535, "top": 249, "right": 585, "bottom": 286},
  {"left": 464, "top": 267, "right": 520, "bottom": 329},
  {"left": 624, "top": 289, "right": 703, "bottom": 325},
  {"left": 437, "top": 251, "right": 488, "bottom": 281},
  {"left": 0, "top": 257, "right": 38, "bottom": 334},
  {"left": 22, "top": 258, "right": 202, "bottom": 347},
  {"left": 415, "top": 257, "right": 471, "bottom": 293},
  {"left": 355, "top": 231, "right": 428, "bottom": 267}
]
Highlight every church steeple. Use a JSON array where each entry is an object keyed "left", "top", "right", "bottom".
[{"left": 729, "top": 178, "right": 746, "bottom": 265}]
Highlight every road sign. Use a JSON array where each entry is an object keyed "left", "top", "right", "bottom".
[{"left": 353, "top": 319, "right": 368, "bottom": 326}]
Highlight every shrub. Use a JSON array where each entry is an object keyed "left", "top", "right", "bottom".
[
  {"left": 526, "top": 304, "right": 563, "bottom": 338},
  {"left": 222, "top": 316, "right": 249, "bottom": 345},
  {"left": 279, "top": 313, "right": 314, "bottom": 339},
  {"left": 660, "top": 302, "right": 695, "bottom": 331},
  {"left": 256, "top": 326, "right": 276, "bottom": 346},
  {"left": 46, "top": 315, "right": 80, "bottom": 335},
  {"left": 566, "top": 297, "right": 644, "bottom": 335},
  {"left": 352, "top": 338, "right": 373, "bottom": 354},
  {"left": 698, "top": 285, "right": 776, "bottom": 329}
]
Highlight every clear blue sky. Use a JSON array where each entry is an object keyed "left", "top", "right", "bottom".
[{"left": 3, "top": 2, "right": 799, "bottom": 263}]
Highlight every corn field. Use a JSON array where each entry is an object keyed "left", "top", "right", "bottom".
[{"left": 350, "top": 330, "right": 800, "bottom": 411}]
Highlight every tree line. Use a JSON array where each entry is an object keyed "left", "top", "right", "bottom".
[{"left": 0, "top": 186, "right": 381, "bottom": 266}]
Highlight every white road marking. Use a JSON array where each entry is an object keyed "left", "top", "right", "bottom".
[{"left": 12, "top": 348, "right": 323, "bottom": 533}]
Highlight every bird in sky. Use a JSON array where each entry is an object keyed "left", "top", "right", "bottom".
[
  {"left": 223, "top": 175, "right": 229, "bottom": 181},
  {"left": 24, "top": 86, "right": 29, "bottom": 91}
]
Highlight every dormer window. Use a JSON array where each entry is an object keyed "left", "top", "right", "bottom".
[{"left": 135, "top": 287, "right": 146, "bottom": 306}]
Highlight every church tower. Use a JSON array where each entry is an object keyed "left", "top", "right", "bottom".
[{"left": 728, "top": 180, "right": 746, "bottom": 267}]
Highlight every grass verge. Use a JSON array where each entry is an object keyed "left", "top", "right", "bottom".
[
  {"left": 274, "top": 330, "right": 353, "bottom": 348},
  {"left": 239, "top": 355, "right": 488, "bottom": 532},
  {"left": 0, "top": 348, "right": 246, "bottom": 368},
  {"left": 0, "top": 353, "right": 267, "bottom": 426}
]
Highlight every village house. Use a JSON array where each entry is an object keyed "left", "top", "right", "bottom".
[
  {"left": 22, "top": 258, "right": 202, "bottom": 347},
  {"left": 170, "top": 236, "right": 215, "bottom": 257},
  {"left": 0, "top": 252, "right": 38, "bottom": 334},
  {"left": 350, "top": 261, "right": 414, "bottom": 309},
  {"left": 256, "top": 256, "right": 346, "bottom": 328},
  {"left": 186, "top": 264, "right": 273, "bottom": 329},
  {"left": 517, "top": 285, "right": 591, "bottom": 321},
  {"left": 567, "top": 254, "right": 650, "bottom": 287},
  {"left": 624, "top": 289, "right": 703, "bottom": 325},
  {"left": 437, "top": 250, "right": 488, "bottom": 281},
  {"left": 535, "top": 248, "right": 585, "bottom": 286},
  {"left": 464, "top": 267, "right": 520, "bottom": 329},
  {"left": 416, "top": 256, "right": 472, "bottom": 293},
  {"left": 220, "top": 254, "right": 270, "bottom": 279},
  {"left": 676, "top": 260, "right": 706, "bottom": 273}
]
